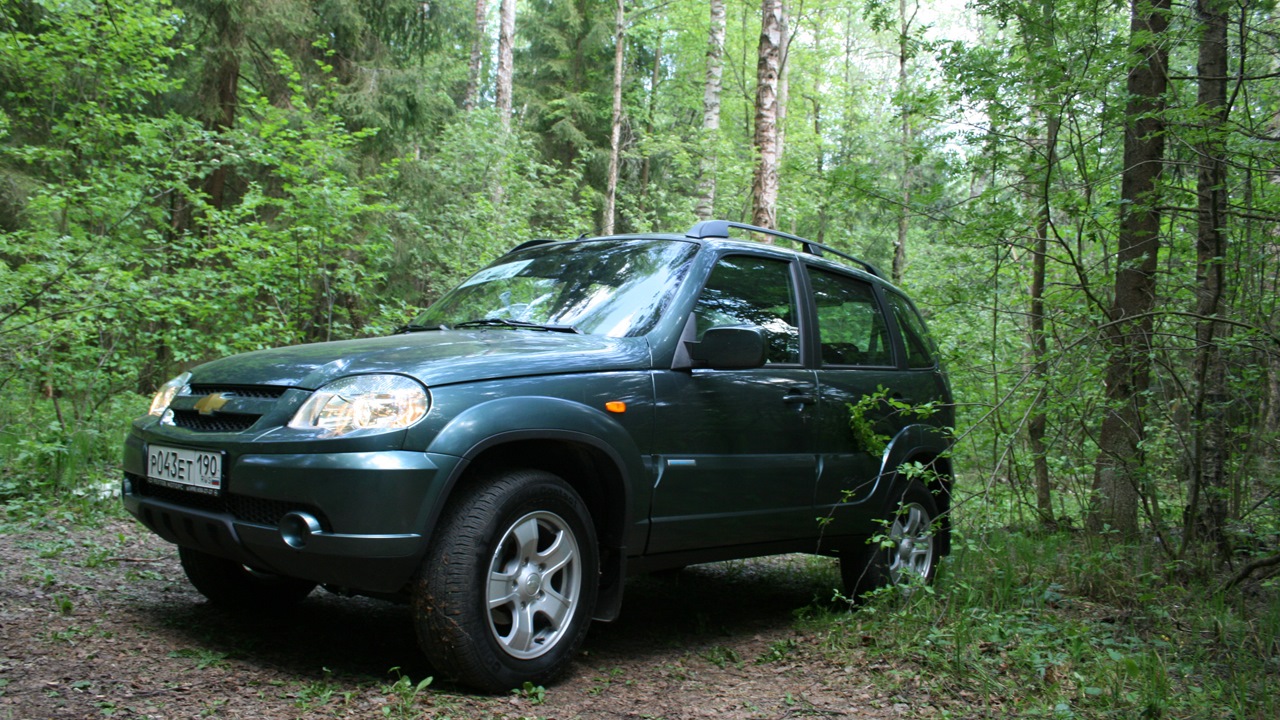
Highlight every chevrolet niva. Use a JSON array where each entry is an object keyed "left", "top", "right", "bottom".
[{"left": 124, "top": 220, "right": 954, "bottom": 692}]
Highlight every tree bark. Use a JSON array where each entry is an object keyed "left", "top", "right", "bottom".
[
  {"left": 1027, "top": 0, "right": 1058, "bottom": 530},
  {"left": 776, "top": 3, "right": 791, "bottom": 168},
  {"left": 1086, "top": 0, "right": 1171, "bottom": 537},
  {"left": 1030, "top": 109, "right": 1060, "bottom": 530},
  {"left": 202, "top": 0, "right": 245, "bottom": 212},
  {"left": 694, "top": 0, "right": 726, "bottom": 220},
  {"left": 602, "top": 0, "right": 626, "bottom": 235},
  {"left": 891, "top": 0, "right": 913, "bottom": 284},
  {"left": 1185, "top": 0, "right": 1231, "bottom": 556},
  {"left": 462, "top": 0, "right": 489, "bottom": 111},
  {"left": 751, "top": 0, "right": 784, "bottom": 231},
  {"left": 496, "top": 0, "right": 515, "bottom": 131}
]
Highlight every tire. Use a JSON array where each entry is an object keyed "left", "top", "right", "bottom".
[
  {"left": 412, "top": 469, "right": 599, "bottom": 693},
  {"left": 178, "top": 546, "right": 315, "bottom": 610},
  {"left": 841, "top": 479, "right": 938, "bottom": 600}
]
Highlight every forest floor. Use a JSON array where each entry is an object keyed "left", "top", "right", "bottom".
[{"left": 0, "top": 514, "right": 918, "bottom": 720}]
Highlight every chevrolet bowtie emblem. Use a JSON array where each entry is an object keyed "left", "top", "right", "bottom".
[{"left": 194, "top": 392, "right": 231, "bottom": 415}]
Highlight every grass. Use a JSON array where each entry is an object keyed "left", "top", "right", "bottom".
[{"left": 803, "top": 529, "right": 1279, "bottom": 719}]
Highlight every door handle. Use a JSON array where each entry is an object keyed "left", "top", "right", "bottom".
[{"left": 782, "top": 386, "right": 816, "bottom": 405}]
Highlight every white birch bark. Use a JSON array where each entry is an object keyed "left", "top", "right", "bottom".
[
  {"left": 751, "top": 0, "right": 783, "bottom": 231},
  {"left": 602, "top": 0, "right": 626, "bottom": 235},
  {"left": 694, "top": 0, "right": 726, "bottom": 220}
]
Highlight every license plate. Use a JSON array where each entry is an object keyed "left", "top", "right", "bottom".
[{"left": 146, "top": 444, "right": 224, "bottom": 495}]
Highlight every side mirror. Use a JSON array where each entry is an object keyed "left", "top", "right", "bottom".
[{"left": 685, "top": 326, "right": 767, "bottom": 369}]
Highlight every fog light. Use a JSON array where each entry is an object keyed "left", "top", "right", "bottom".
[{"left": 280, "top": 512, "right": 322, "bottom": 549}]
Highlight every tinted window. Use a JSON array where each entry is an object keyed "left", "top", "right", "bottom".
[
  {"left": 808, "top": 269, "right": 892, "bottom": 366},
  {"left": 693, "top": 256, "right": 799, "bottom": 364},
  {"left": 885, "top": 292, "right": 938, "bottom": 369},
  {"left": 416, "top": 239, "right": 698, "bottom": 337}
]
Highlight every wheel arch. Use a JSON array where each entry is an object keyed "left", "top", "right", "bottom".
[
  {"left": 421, "top": 396, "right": 643, "bottom": 621},
  {"left": 879, "top": 424, "right": 954, "bottom": 556}
]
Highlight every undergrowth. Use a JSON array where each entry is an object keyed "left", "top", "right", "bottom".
[
  {"left": 0, "top": 392, "right": 142, "bottom": 526},
  {"left": 806, "top": 530, "right": 1279, "bottom": 719}
]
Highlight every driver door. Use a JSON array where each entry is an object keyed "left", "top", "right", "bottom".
[{"left": 647, "top": 254, "right": 818, "bottom": 554}]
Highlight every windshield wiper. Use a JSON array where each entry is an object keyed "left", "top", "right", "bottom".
[
  {"left": 452, "top": 318, "right": 581, "bottom": 334},
  {"left": 394, "top": 323, "right": 443, "bottom": 334}
]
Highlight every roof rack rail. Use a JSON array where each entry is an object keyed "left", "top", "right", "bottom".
[
  {"left": 507, "top": 238, "right": 558, "bottom": 254},
  {"left": 685, "top": 220, "right": 883, "bottom": 279}
]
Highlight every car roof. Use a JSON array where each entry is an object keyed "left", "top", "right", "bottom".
[{"left": 508, "top": 220, "right": 889, "bottom": 287}]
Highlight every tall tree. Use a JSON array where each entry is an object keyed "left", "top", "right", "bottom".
[
  {"left": 891, "top": 0, "right": 916, "bottom": 284},
  {"left": 775, "top": 2, "right": 791, "bottom": 175},
  {"left": 1185, "top": 0, "right": 1232, "bottom": 554},
  {"left": 496, "top": 0, "right": 515, "bottom": 130},
  {"left": 1087, "top": 0, "right": 1171, "bottom": 536},
  {"left": 751, "top": 0, "right": 784, "bottom": 230},
  {"left": 694, "top": 0, "right": 726, "bottom": 220},
  {"left": 463, "top": 0, "right": 489, "bottom": 111},
  {"left": 602, "top": 0, "right": 626, "bottom": 234},
  {"left": 199, "top": 0, "right": 246, "bottom": 212}
]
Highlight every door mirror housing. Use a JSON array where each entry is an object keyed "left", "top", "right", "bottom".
[{"left": 685, "top": 326, "right": 767, "bottom": 369}]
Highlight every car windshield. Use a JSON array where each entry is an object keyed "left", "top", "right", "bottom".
[{"left": 413, "top": 239, "right": 699, "bottom": 337}]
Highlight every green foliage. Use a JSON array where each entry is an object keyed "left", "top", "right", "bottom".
[
  {"left": 381, "top": 667, "right": 433, "bottom": 719},
  {"left": 811, "top": 530, "right": 1279, "bottom": 718}
]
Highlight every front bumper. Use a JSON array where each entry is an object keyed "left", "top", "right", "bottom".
[{"left": 123, "top": 433, "right": 462, "bottom": 594}]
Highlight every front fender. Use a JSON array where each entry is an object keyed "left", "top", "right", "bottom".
[
  {"left": 878, "top": 423, "right": 952, "bottom": 494},
  {"left": 415, "top": 392, "right": 648, "bottom": 548},
  {"left": 426, "top": 395, "right": 643, "bottom": 467}
]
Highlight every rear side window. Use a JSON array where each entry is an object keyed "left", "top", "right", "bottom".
[
  {"left": 885, "top": 292, "right": 938, "bottom": 369},
  {"left": 808, "top": 269, "right": 892, "bottom": 366},
  {"left": 693, "top": 256, "right": 800, "bottom": 364}
]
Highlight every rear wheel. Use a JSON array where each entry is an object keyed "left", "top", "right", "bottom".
[
  {"left": 412, "top": 469, "right": 598, "bottom": 692},
  {"left": 841, "top": 479, "right": 938, "bottom": 599},
  {"left": 178, "top": 546, "right": 315, "bottom": 610}
]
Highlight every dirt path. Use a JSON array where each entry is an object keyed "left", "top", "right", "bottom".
[{"left": 0, "top": 515, "right": 907, "bottom": 719}]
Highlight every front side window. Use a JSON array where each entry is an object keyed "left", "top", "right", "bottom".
[
  {"left": 693, "top": 255, "right": 799, "bottom": 364},
  {"left": 885, "top": 291, "right": 938, "bottom": 369},
  {"left": 415, "top": 239, "right": 699, "bottom": 337},
  {"left": 808, "top": 269, "right": 892, "bottom": 366}
]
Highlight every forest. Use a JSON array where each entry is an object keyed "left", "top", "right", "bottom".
[{"left": 1, "top": 0, "right": 1279, "bottom": 717}]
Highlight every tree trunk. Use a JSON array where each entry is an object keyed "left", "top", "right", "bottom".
[
  {"left": 1030, "top": 110, "right": 1060, "bottom": 529},
  {"left": 496, "top": 0, "right": 515, "bottom": 131},
  {"left": 602, "top": 0, "right": 626, "bottom": 235},
  {"left": 1086, "top": 0, "right": 1170, "bottom": 537},
  {"left": 694, "top": 0, "right": 726, "bottom": 221},
  {"left": 751, "top": 0, "right": 783, "bottom": 231},
  {"left": 1026, "top": 0, "right": 1058, "bottom": 530},
  {"left": 462, "top": 0, "right": 489, "bottom": 111},
  {"left": 203, "top": 0, "right": 245, "bottom": 212},
  {"left": 891, "top": 0, "right": 913, "bottom": 284},
  {"left": 776, "top": 3, "right": 791, "bottom": 167},
  {"left": 1185, "top": 0, "right": 1231, "bottom": 556}
]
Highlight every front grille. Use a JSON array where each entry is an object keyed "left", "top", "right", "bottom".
[
  {"left": 129, "top": 473, "right": 328, "bottom": 529},
  {"left": 188, "top": 385, "right": 290, "bottom": 400},
  {"left": 171, "top": 410, "right": 260, "bottom": 432}
]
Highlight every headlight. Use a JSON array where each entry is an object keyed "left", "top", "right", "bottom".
[
  {"left": 288, "top": 374, "right": 429, "bottom": 437},
  {"left": 148, "top": 372, "right": 191, "bottom": 418}
]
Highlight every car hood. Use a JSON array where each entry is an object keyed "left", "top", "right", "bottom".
[{"left": 187, "top": 330, "right": 653, "bottom": 389}]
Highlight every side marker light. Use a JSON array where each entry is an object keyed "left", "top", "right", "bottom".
[{"left": 605, "top": 401, "right": 627, "bottom": 414}]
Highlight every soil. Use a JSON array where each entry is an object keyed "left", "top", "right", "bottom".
[{"left": 0, "top": 514, "right": 912, "bottom": 720}]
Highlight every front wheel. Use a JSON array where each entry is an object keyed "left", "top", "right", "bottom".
[
  {"left": 412, "top": 469, "right": 598, "bottom": 692},
  {"left": 841, "top": 479, "right": 939, "bottom": 600}
]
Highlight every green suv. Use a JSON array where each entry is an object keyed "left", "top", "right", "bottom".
[{"left": 124, "top": 220, "right": 953, "bottom": 691}]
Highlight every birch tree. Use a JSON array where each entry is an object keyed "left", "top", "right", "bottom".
[
  {"left": 496, "top": 0, "right": 515, "bottom": 130},
  {"left": 602, "top": 0, "right": 626, "bottom": 234},
  {"left": 751, "top": 0, "right": 784, "bottom": 230},
  {"left": 463, "top": 0, "right": 489, "bottom": 111},
  {"left": 694, "top": 0, "right": 726, "bottom": 220}
]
